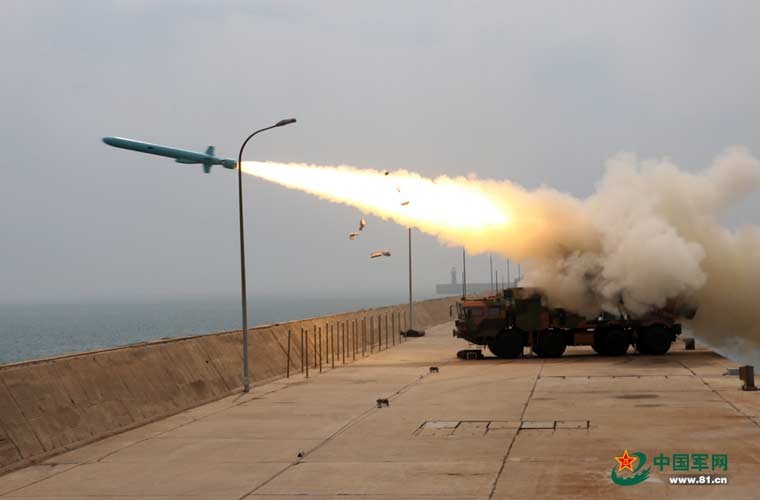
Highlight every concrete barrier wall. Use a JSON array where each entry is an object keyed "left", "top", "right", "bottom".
[{"left": 0, "top": 296, "right": 457, "bottom": 474}]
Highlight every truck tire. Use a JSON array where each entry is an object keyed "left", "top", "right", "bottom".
[
  {"left": 636, "top": 326, "right": 671, "bottom": 355},
  {"left": 534, "top": 331, "right": 566, "bottom": 358},
  {"left": 488, "top": 330, "right": 524, "bottom": 359},
  {"left": 593, "top": 329, "right": 630, "bottom": 356}
]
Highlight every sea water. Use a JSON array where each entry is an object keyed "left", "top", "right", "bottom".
[{"left": 0, "top": 294, "right": 416, "bottom": 364}]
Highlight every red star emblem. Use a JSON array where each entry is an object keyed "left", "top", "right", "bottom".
[{"left": 615, "top": 449, "right": 637, "bottom": 472}]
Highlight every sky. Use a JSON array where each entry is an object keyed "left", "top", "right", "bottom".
[{"left": 2, "top": 0, "right": 759, "bottom": 303}]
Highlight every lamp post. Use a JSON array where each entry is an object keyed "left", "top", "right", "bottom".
[
  {"left": 238, "top": 118, "right": 296, "bottom": 393},
  {"left": 462, "top": 248, "right": 467, "bottom": 299},
  {"left": 407, "top": 227, "right": 413, "bottom": 332},
  {"left": 489, "top": 253, "right": 494, "bottom": 293}
]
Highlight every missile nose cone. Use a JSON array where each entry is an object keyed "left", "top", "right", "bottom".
[{"left": 103, "top": 137, "right": 117, "bottom": 146}]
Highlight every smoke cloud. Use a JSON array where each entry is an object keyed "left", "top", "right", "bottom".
[{"left": 243, "top": 147, "right": 760, "bottom": 365}]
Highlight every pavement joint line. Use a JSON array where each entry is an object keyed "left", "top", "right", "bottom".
[
  {"left": 246, "top": 495, "right": 489, "bottom": 498},
  {"left": 91, "top": 392, "right": 262, "bottom": 464},
  {"left": 3, "top": 373, "right": 313, "bottom": 496},
  {"left": 676, "top": 358, "right": 760, "bottom": 429},
  {"left": 0, "top": 463, "right": 77, "bottom": 498},
  {"left": 488, "top": 359, "right": 544, "bottom": 499},
  {"left": 235, "top": 366, "right": 437, "bottom": 500},
  {"left": 1, "top": 397, "right": 257, "bottom": 496}
]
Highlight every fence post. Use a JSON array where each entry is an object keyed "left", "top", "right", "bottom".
[
  {"left": 286, "top": 330, "right": 291, "bottom": 378},
  {"left": 318, "top": 327, "right": 322, "bottom": 373},
  {"left": 391, "top": 312, "right": 396, "bottom": 346},
  {"left": 331, "top": 324, "right": 335, "bottom": 368},
  {"left": 300, "top": 328, "right": 304, "bottom": 373},
  {"left": 398, "top": 312, "right": 402, "bottom": 343},
  {"left": 304, "top": 328, "right": 309, "bottom": 378},
  {"left": 385, "top": 313, "right": 389, "bottom": 349},
  {"left": 362, "top": 317, "right": 366, "bottom": 357}
]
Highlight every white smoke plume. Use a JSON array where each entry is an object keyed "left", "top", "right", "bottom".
[
  {"left": 243, "top": 147, "right": 760, "bottom": 365},
  {"left": 520, "top": 147, "right": 760, "bottom": 365}
]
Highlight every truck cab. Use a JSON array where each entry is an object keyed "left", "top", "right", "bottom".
[{"left": 454, "top": 297, "right": 505, "bottom": 344}]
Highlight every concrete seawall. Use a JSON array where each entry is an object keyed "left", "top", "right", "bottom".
[{"left": 0, "top": 297, "right": 457, "bottom": 475}]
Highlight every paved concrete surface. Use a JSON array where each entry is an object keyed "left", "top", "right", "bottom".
[
  {"left": 0, "top": 298, "right": 457, "bottom": 474},
  {"left": 1, "top": 321, "right": 758, "bottom": 499}
]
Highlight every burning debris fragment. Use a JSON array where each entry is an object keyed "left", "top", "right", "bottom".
[
  {"left": 359, "top": 219, "right": 366, "bottom": 231},
  {"left": 370, "top": 250, "right": 391, "bottom": 258},
  {"left": 348, "top": 232, "right": 358, "bottom": 240}
]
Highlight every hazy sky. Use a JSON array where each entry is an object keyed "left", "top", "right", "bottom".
[{"left": 2, "top": 1, "right": 759, "bottom": 303}]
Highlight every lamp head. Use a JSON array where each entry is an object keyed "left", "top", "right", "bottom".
[{"left": 275, "top": 118, "right": 297, "bottom": 127}]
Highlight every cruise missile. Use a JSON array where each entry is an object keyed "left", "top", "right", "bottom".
[{"left": 102, "top": 136, "right": 238, "bottom": 173}]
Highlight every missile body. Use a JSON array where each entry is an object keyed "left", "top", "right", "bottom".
[{"left": 102, "top": 136, "right": 237, "bottom": 173}]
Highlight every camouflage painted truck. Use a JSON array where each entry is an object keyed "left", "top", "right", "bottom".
[{"left": 453, "top": 287, "right": 696, "bottom": 358}]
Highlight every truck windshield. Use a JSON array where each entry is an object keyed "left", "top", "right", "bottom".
[{"left": 465, "top": 307, "right": 484, "bottom": 318}]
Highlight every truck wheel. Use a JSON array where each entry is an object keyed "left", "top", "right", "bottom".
[
  {"left": 637, "top": 326, "right": 671, "bottom": 355},
  {"left": 535, "top": 331, "right": 566, "bottom": 358},
  {"left": 593, "top": 329, "right": 630, "bottom": 356},
  {"left": 488, "top": 331, "right": 524, "bottom": 359}
]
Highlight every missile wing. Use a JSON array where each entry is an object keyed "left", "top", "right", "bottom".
[{"left": 102, "top": 136, "right": 238, "bottom": 173}]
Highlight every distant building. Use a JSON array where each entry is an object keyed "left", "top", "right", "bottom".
[
  {"left": 435, "top": 266, "right": 518, "bottom": 295},
  {"left": 435, "top": 266, "right": 495, "bottom": 295}
]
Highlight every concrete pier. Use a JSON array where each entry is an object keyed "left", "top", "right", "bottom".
[
  {"left": 2, "top": 321, "right": 759, "bottom": 499},
  {"left": 0, "top": 298, "right": 457, "bottom": 474}
]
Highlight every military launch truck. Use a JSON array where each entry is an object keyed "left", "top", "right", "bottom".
[{"left": 453, "top": 287, "right": 696, "bottom": 358}]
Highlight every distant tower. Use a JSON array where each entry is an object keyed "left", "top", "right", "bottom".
[{"left": 450, "top": 266, "right": 457, "bottom": 285}]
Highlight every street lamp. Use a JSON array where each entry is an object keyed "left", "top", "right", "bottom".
[
  {"left": 462, "top": 248, "right": 467, "bottom": 299},
  {"left": 489, "top": 253, "right": 494, "bottom": 293},
  {"left": 407, "top": 227, "right": 413, "bottom": 333},
  {"left": 237, "top": 118, "right": 296, "bottom": 393}
]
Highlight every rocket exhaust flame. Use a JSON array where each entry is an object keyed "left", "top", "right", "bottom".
[
  {"left": 242, "top": 160, "right": 595, "bottom": 262},
  {"left": 243, "top": 161, "right": 512, "bottom": 231},
  {"left": 243, "top": 148, "right": 760, "bottom": 367}
]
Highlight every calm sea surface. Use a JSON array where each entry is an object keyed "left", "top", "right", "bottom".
[{"left": 0, "top": 295, "right": 418, "bottom": 365}]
